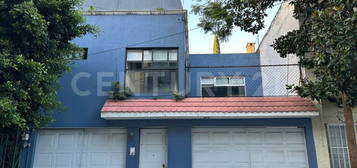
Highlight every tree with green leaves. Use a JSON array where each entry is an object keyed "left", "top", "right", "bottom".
[
  {"left": 193, "top": 0, "right": 357, "bottom": 166},
  {"left": 0, "top": 0, "right": 96, "bottom": 130}
]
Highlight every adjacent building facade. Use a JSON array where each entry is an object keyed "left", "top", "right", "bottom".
[
  {"left": 19, "top": 1, "right": 333, "bottom": 168},
  {"left": 257, "top": 2, "right": 357, "bottom": 168}
]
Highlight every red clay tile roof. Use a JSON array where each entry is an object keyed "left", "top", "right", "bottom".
[{"left": 101, "top": 96, "right": 319, "bottom": 113}]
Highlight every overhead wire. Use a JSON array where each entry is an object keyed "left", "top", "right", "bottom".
[{"left": 88, "top": 27, "right": 200, "bottom": 57}]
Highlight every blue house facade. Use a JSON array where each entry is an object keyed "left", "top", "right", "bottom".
[
  {"left": 50, "top": 11, "right": 188, "bottom": 127},
  {"left": 21, "top": 1, "right": 320, "bottom": 168}
]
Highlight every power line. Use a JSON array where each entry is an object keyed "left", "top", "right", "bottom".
[{"left": 89, "top": 27, "right": 200, "bottom": 56}]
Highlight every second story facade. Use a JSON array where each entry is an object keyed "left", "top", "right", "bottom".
[
  {"left": 188, "top": 53, "right": 263, "bottom": 97},
  {"left": 54, "top": 3, "right": 189, "bottom": 126}
]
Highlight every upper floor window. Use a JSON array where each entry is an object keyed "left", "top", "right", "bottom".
[
  {"left": 201, "top": 76, "right": 245, "bottom": 97},
  {"left": 125, "top": 48, "right": 178, "bottom": 96}
]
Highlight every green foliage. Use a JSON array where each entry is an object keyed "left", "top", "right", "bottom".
[
  {"left": 274, "top": 1, "right": 357, "bottom": 105},
  {"left": 172, "top": 91, "right": 185, "bottom": 101},
  {"left": 156, "top": 8, "right": 165, "bottom": 11},
  {"left": 192, "top": 0, "right": 276, "bottom": 40},
  {"left": 193, "top": 0, "right": 357, "bottom": 105},
  {"left": 0, "top": 0, "right": 97, "bottom": 129},
  {"left": 88, "top": 5, "right": 95, "bottom": 12},
  {"left": 108, "top": 81, "right": 133, "bottom": 101}
]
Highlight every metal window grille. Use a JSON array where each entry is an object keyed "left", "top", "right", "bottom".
[
  {"left": 190, "top": 64, "right": 303, "bottom": 97},
  {"left": 326, "top": 124, "right": 357, "bottom": 168},
  {"left": 0, "top": 128, "right": 22, "bottom": 168}
]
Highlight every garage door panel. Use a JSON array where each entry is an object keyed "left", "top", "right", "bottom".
[
  {"left": 109, "top": 152, "right": 126, "bottom": 165},
  {"left": 192, "top": 132, "right": 209, "bottom": 145},
  {"left": 34, "top": 129, "right": 127, "bottom": 168},
  {"left": 55, "top": 153, "right": 75, "bottom": 165},
  {"left": 194, "top": 163, "right": 238, "bottom": 168},
  {"left": 212, "top": 133, "right": 230, "bottom": 144},
  {"left": 90, "top": 133, "right": 110, "bottom": 145},
  {"left": 35, "top": 153, "right": 52, "bottom": 168},
  {"left": 192, "top": 150, "right": 211, "bottom": 161},
  {"left": 264, "top": 132, "right": 284, "bottom": 144},
  {"left": 211, "top": 150, "right": 231, "bottom": 161},
  {"left": 250, "top": 150, "right": 264, "bottom": 162},
  {"left": 248, "top": 131, "right": 263, "bottom": 144},
  {"left": 193, "top": 127, "right": 309, "bottom": 168},
  {"left": 37, "top": 134, "right": 56, "bottom": 148},
  {"left": 288, "top": 150, "right": 308, "bottom": 163},
  {"left": 264, "top": 150, "right": 286, "bottom": 163},
  {"left": 286, "top": 131, "right": 305, "bottom": 144},
  {"left": 58, "top": 134, "right": 76, "bottom": 147},
  {"left": 112, "top": 133, "right": 127, "bottom": 145},
  {"left": 232, "top": 132, "right": 248, "bottom": 144},
  {"left": 233, "top": 150, "right": 250, "bottom": 162}
]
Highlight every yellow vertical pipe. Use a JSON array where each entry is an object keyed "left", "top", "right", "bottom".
[{"left": 213, "top": 34, "right": 221, "bottom": 54}]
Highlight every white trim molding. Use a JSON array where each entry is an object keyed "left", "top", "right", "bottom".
[{"left": 101, "top": 111, "right": 319, "bottom": 120}]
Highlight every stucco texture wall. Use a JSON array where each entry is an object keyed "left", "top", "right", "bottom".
[{"left": 312, "top": 101, "right": 357, "bottom": 168}]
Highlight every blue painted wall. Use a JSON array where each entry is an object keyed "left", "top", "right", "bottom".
[
  {"left": 188, "top": 53, "right": 263, "bottom": 96},
  {"left": 52, "top": 13, "right": 187, "bottom": 127},
  {"left": 168, "top": 127, "right": 192, "bottom": 168},
  {"left": 126, "top": 127, "right": 140, "bottom": 168}
]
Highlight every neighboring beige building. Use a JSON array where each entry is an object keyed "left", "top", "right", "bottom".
[
  {"left": 258, "top": 2, "right": 357, "bottom": 168},
  {"left": 312, "top": 101, "right": 357, "bottom": 168}
]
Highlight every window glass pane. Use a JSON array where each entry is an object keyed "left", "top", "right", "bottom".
[
  {"left": 215, "top": 77, "right": 229, "bottom": 85},
  {"left": 230, "top": 86, "right": 245, "bottom": 96},
  {"left": 168, "top": 50, "right": 178, "bottom": 61},
  {"left": 127, "top": 62, "right": 142, "bottom": 70},
  {"left": 143, "top": 50, "right": 152, "bottom": 62},
  {"left": 153, "top": 50, "right": 167, "bottom": 61},
  {"left": 230, "top": 77, "right": 245, "bottom": 85},
  {"left": 201, "top": 77, "right": 214, "bottom": 85},
  {"left": 127, "top": 50, "right": 142, "bottom": 61},
  {"left": 126, "top": 48, "right": 178, "bottom": 96},
  {"left": 202, "top": 86, "right": 216, "bottom": 97},
  {"left": 126, "top": 70, "right": 177, "bottom": 96},
  {"left": 202, "top": 86, "right": 245, "bottom": 97},
  {"left": 168, "top": 62, "right": 178, "bottom": 67}
]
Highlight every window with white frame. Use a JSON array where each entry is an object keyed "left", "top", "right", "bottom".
[
  {"left": 201, "top": 76, "right": 245, "bottom": 97},
  {"left": 326, "top": 124, "right": 357, "bottom": 168},
  {"left": 125, "top": 48, "right": 178, "bottom": 96}
]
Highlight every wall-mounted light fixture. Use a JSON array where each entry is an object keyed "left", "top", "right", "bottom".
[{"left": 21, "top": 129, "right": 31, "bottom": 148}]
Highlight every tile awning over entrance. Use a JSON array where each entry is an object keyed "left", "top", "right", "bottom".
[{"left": 101, "top": 96, "right": 319, "bottom": 119}]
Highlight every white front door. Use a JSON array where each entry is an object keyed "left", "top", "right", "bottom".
[
  {"left": 139, "top": 129, "right": 168, "bottom": 168},
  {"left": 33, "top": 129, "right": 127, "bottom": 168},
  {"left": 192, "top": 127, "right": 309, "bottom": 168}
]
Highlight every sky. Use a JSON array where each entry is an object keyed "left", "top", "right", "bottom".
[{"left": 182, "top": 0, "right": 281, "bottom": 54}]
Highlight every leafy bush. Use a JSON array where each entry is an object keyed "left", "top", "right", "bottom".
[{"left": 108, "top": 81, "right": 133, "bottom": 101}]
